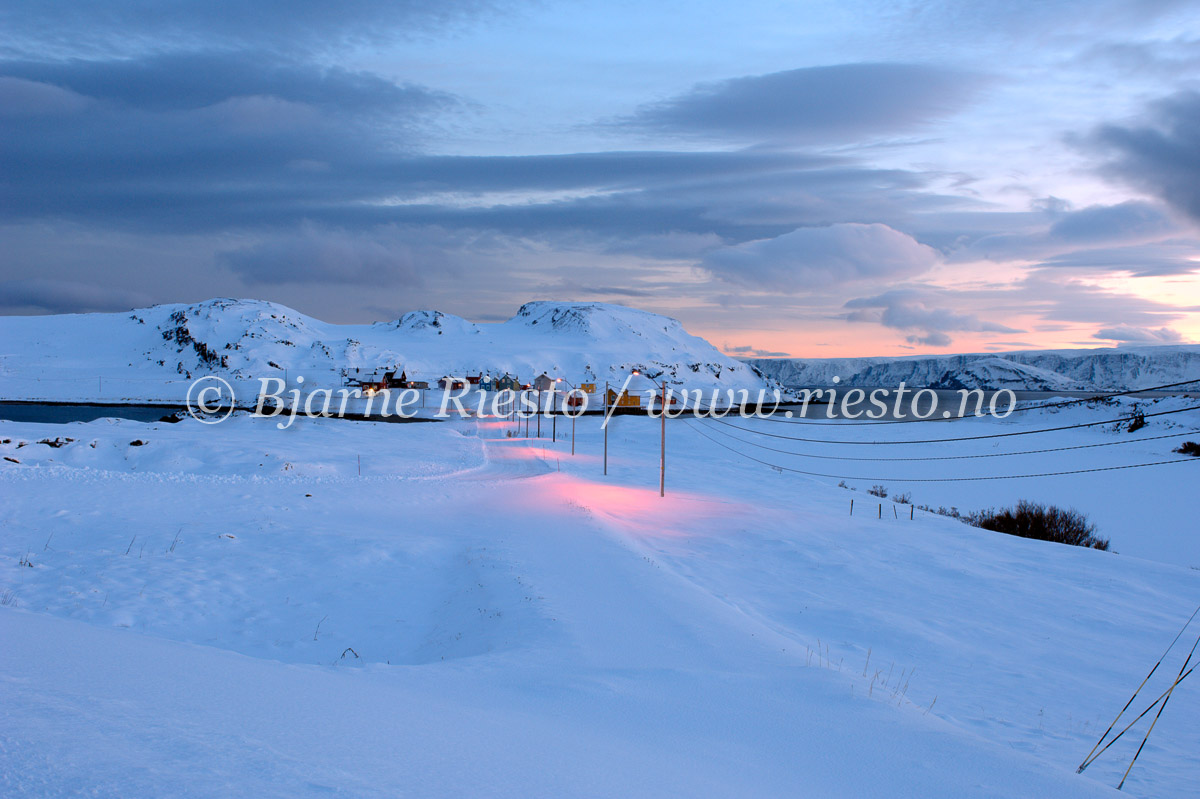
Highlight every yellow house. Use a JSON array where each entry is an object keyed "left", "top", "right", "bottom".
[{"left": 606, "top": 389, "right": 641, "bottom": 408}]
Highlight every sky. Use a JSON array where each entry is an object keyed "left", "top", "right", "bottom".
[{"left": 2, "top": 0, "right": 1200, "bottom": 357}]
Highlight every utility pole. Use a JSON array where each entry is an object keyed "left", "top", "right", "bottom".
[
  {"left": 660, "top": 379, "right": 666, "bottom": 498},
  {"left": 571, "top": 409, "right": 575, "bottom": 455},
  {"left": 603, "top": 381, "right": 608, "bottom": 476}
]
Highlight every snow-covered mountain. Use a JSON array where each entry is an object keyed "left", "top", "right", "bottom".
[
  {"left": 748, "top": 346, "right": 1200, "bottom": 391},
  {"left": 0, "top": 298, "right": 768, "bottom": 403}
]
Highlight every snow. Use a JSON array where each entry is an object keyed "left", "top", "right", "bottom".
[
  {"left": 2, "top": 404, "right": 1199, "bottom": 797},
  {"left": 749, "top": 345, "right": 1200, "bottom": 391},
  {"left": 0, "top": 299, "right": 767, "bottom": 405},
  {"left": 693, "top": 395, "right": 1200, "bottom": 564},
  {"left": 0, "top": 414, "right": 482, "bottom": 479}
]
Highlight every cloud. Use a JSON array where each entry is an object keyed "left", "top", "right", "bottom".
[
  {"left": 0, "top": 1, "right": 499, "bottom": 57},
  {"left": 701, "top": 223, "right": 941, "bottom": 291},
  {"left": 1018, "top": 269, "right": 1198, "bottom": 327},
  {"left": 535, "top": 280, "right": 656, "bottom": 299},
  {"left": 623, "top": 63, "right": 982, "bottom": 142},
  {"left": 1074, "top": 38, "right": 1200, "bottom": 78},
  {"left": 955, "top": 200, "right": 1189, "bottom": 267},
  {"left": 217, "top": 224, "right": 430, "bottom": 286},
  {"left": 1032, "top": 241, "right": 1200, "bottom": 277},
  {"left": 861, "top": 0, "right": 1193, "bottom": 45},
  {"left": 1088, "top": 91, "right": 1200, "bottom": 222},
  {"left": 0, "top": 76, "right": 91, "bottom": 116},
  {"left": 908, "top": 331, "right": 952, "bottom": 347},
  {"left": 0, "top": 52, "right": 454, "bottom": 115},
  {"left": 1048, "top": 201, "right": 1179, "bottom": 242},
  {"left": 0, "top": 5, "right": 1195, "bottom": 344},
  {"left": 3, "top": 59, "right": 928, "bottom": 240},
  {"left": 0, "top": 54, "right": 968, "bottom": 263},
  {"left": 1093, "top": 324, "right": 1184, "bottom": 344},
  {"left": 0, "top": 278, "right": 153, "bottom": 313},
  {"left": 982, "top": 341, "right": 1040, "bottom": 350},
  {"left": 843, "top": 287, "right": 1021, "bottom": 348},
  {"left": 837, "top": 271, "right": 1196, "bottom": 351},
  {"left": 0, "top": 52, "right": 467, "bottom": 231},
  {"left": 723, "top": 344, "right": 792, "bottom": 358},
  {"left": 1030, "top": 196, "right": 1072, "bottom": 213}
]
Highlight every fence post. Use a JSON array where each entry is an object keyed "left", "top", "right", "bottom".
[{"left": 850, "top": 499, "right": 854, "bottom": 516}]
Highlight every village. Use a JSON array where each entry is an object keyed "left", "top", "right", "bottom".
[{"left": 339, "top": 366, "right": 647, "bottom": 412}]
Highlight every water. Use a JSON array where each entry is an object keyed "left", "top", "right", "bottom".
[{"left": 0, "top": 403, "right": 182, "bottom": 425}]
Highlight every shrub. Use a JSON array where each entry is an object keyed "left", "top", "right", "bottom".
[
  {"left": 917, "top": 504, "right": 961, "bottom": 519},
  {"left": 893, "top": 492, "right": 912, "bottom": 505},
  {"left": 969, "top": 500, "right": 1108, "bottom": 550},
  {"left": 868, "top": 485, "right": 888, "bottom": 498},
  {"left": 1127, "top": 409, "right": 1146, "bottom": 433},
  {"left": 1175, "top": 441, "right": 1200, "bottom": 457}
]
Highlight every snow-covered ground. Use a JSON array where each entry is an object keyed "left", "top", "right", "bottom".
[
  {"left": 693, "top": 395, "right": 1200, "bottom": 566},
  {"left": 2, "top": 404, "right": 1198, "bottom": 797}
]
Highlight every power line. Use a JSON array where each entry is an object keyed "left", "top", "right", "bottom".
[
  {"left": 737, "top": 377, "right": 1200, "bottom": 427},
  {"left": 678, "top": 377, "right": 1200, "bottom": 428},
  {"left": 684, "top": 420, "right": 1199, "bottom": 483},
  {"left": 700, "top": 402, "right": 1200, "bottom": 446},
  {"left": 699, "top": 417, "right": 1196, "bottom": 463}
]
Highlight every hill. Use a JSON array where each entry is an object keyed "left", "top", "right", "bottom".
[{"left": 0, "top": 299, "right": 768, "bottom": 403}]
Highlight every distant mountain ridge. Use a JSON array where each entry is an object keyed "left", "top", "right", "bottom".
[{"left": 747, "top": 346, "right": 1200, "bottom": 391}]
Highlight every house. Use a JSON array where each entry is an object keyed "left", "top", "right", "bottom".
[
  {"left": 579, "top": 382, "right": 596, "bottom": 394},
  {"left": 606, "top": 389, "right": 641, "bottom": 408},
  {"left": 532, "top": 372, "right": 556, "bottom": 391},
  {"left": 650, "top": 393, "right": 680, "bottom": 409},
  {"left": 343, "top": 367, "right": 388, "bottom": 393},
  {"left": 343, "top": 366, "right": 414, "bottom": 392},
  {"left": 467, "top": 374, "right": 483, "bottom": 386},
  {"left": 438, "top": 376, "right": 468, "bottom": 390},
  {"left": 493, "top": 373, "right": 520, "bottom": 391}
]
